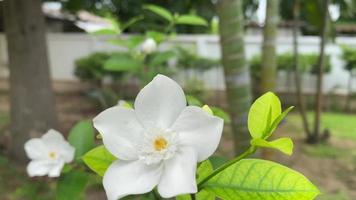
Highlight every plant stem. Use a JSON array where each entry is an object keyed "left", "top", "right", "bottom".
[
  {"left": 190, "top": 194, "right": 196, "bottom": 200},
  {"left": 197, "top": 146, "right": 257, "bottom": 190},
  {"left": 153, "top": 189, "right": 161, "bottom": 200}
]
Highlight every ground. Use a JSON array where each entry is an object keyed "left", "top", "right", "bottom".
[{"left": 0, "top": 82, "right": 356, "bottom": 200}]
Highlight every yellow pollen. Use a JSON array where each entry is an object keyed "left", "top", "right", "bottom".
[
  {"left": 49, "top": 151, "right": 56, "bottom": 159},
  {"left": 153, "top": 137, "right": 168, "bottom": 151}
]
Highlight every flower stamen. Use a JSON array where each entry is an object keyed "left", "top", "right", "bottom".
[
  {"left": 154, "top": 137, "right": 168, "bottom": 151},
  {"left": 49, "top": 151, "right": 57, "bottom": 159}
]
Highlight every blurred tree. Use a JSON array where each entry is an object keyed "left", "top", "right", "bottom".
[
  {"left": 217, "top": 0, "right": 252, "bottom": 155},
  {"left": 341, "top": 46, "right": 356, "bottom": 111},
  {"left": 3, "top": 0, "right": 58, "bottom": 162},
  {"left": 292, "top": 0, "right": 312, "bottom": 138},
  {"left": 313, "top": 0, "right": 330, "bottom": 144},
  {"left": 260, "top": 0, "right": 279, "bottom": 93}
]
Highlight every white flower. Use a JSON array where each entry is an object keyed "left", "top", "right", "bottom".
[
  {"left": 24, "top": 129, "right": 75, "bottom": 178},
  {"left": 141, "top": 38, "right": 157, "bottom": 54},
  {"left": 93, "top": 74, "right": 223, "bottom": 200}
]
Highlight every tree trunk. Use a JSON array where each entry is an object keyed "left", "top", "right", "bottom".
[
  {"left": 312, "top": 0, "right": 329, "bottom": 143},
  {"left": 293, "top": 0, "right": 312, "bottom": 137},
  {"left": 217, "top": 0, "right": 252, "bottom": 155},
  {"left": 260, "top": 0, "right": 279, "bottom": 93},
  {"left": 3, "top": 0, "right": 58, "bottom": 163},
  {"left": 344, "top": 70, "right": 353, "bottom": 112}
]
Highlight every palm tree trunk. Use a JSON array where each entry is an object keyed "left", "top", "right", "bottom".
[
  {"left": 313, "top": 0, "right": 329, "bottom": 143},
  {"left": 3, "top": 0, "right": 58, "bottom": 163},
  {"left": 217, "top": 0, "right": 252, "bottom": 155},
  {"left": 260, "top": 0, "right": 279, "bottom": 93},
  {"left": 293, "top": 0, "right": 312, "bottom": 137}
]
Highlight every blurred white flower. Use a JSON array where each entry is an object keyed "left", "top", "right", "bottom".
[
  {"left": 93, "top": 74, "right": 223, "bottom": 200},
  {"left": 24, "top": 129, "right": 75, "bottom": 178},
  {"left": 141, "top": 38, "right": 157, "bottom": 54}
]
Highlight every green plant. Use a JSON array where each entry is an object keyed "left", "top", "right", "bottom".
[
  {"left": 175, "top": 47, "right": 220, "bottom": 71},
  {"left": 250, "top": 52, "right": 331, "bottom": 81}
]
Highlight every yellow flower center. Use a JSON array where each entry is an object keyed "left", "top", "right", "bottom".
[
  {"left": 153, "top": 137, "right": 168, "bottom": 151},
  {"left": 49, "top": 151, "right": 57, "bottom": 159}
]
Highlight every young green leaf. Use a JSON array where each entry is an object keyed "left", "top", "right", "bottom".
[
  {"left": 148, "top": 51, "right": 176, "bottom": 66},
  {"left": 56, "top": 171, "right": 89, "bottom": 200},
  {"left": 202, "top": 105, "right": 213, "bottom": 115},
  {"left": 82, "top": 145, "right": 117, "bottom": 176},
  {"left": 251, "top": 138, "right": 294, "bottom": 155},
  {"left": 177, "top": 160, "right": 215, "bottom": 200},
  {"left": 68, "top": 120, "right": 95, "bottom": 159},
  {"left": 175, "top": 15, "right": 208, "bottom": 26},
  {"left": 202, "top": 159, "right": 320, "bottom": 200},
  {"left": 143, "top": 4, "right": 174, "bottom": 22},
  {"left": 186, "top": 95, "right": 203, "bottom": 106},
  {"left": 248, "top": 92, "right": 281, "bottom": 139},
  {"left": 265, "top": 106, "right": 294, "bottom": 139}
]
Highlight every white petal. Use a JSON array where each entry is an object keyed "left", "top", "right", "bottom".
[
  {"left": 158, "top": 147, "right": 198, "bottom": 198},
  {"left": 93, "top": 106, "right": 144, "bottom": 160},
  {"left": 24, "top": 138, "right": 48, "bottom": 160},
  {"left": 42, "top": 129, "right": 65, "bottom": 142},
  {"left": 103, "top": 160, "right": 162, "bottom": 200},
  {"left": 27, "top": 160, "right": 52, "bottom": 177},
  {"left": 134, "top": 74, "right": 186, "bottom": 129},
  {"left": 172, "top": 106, "right": 224, "bottom": 161},
  {"left": 60, "top": 143, "right": 75, "bottom": 163},
  {"left": 48, "top": 160, "right": 65, "bottom": 177}
]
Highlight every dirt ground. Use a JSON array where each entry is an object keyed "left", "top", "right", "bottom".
[{"left": 0, "top": 80, "right": 355, "bottom": 200}]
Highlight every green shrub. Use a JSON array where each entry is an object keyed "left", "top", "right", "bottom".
[
  {"left": 175, "top": 47, "right": 220, "bottom": 71},
  {"left": 74, "top": 52, "right": 124, "bottom": 82},
  {"left": 250, "top": 52, "right": 331, "bottom": 81},
  {"left": 341, "top": 45, "right": 356, "bottom": 72}
]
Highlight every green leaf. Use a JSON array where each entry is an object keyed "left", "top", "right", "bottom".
[
  {"left": 209, "top": 156, "right": 228, "bottom": 169},
  {"left": 90, "top": 29, "right": 119, "bottom": 35},
  {"left": 176, "top": 15, "right": 208, "bottom": 26},
  {"left": 177, "top": 160, "right": 215, "bottom": 200},
  {"left": 146, "top": 31, "right": 166, "bottom": 43},
  {"left": 251, "top": 138, "right": 294, "bottom": 155},
  {"left": 56, "top": 171, "right": 89, "bottom": 200},
  {"left": 82, "top": 145, "right": 117, "bottom": 176},
  {"left": 143, "top": 4, "right": 173, "bottom": 22},
  {"left": 248, "top": 92, "right": 281, "bottom": 139},
  {"left": 202, "top": 159, "right": 320, "bottom": 200},
  {"left": 149, "top": 50, "right": 176, "bottom": 66},
  {"left": 186, "top": 95, "right": 203, "bottom": 106},
  {"left": 68, "top": 120, "right": 95, "bottom": 159},
  {"left": 266, "top": 106, "right": 294, "bottom": 138},
  {"left": 104, "top": 54, "right": 143, "bottom": 72},
  {"left": 211, "top": 106, "right": 231, "bottom": 124}
]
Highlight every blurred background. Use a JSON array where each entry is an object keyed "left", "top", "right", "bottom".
[{"left": 0, "top": 0, "right": 356, "bottom": 199}]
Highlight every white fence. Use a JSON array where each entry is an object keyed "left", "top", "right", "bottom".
[{"left": 0, "top": 33, "right": 355, "bottom": 93}]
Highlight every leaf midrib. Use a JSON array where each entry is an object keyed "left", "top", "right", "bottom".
[{"left": 204, "top": 184, "right": 318, "bottom": 193}]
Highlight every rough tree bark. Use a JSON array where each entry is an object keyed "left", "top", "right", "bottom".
[
  {"left": 217, "top": 0, "right": 252, "bottom": 155},
  {"left": 3, "top": 0, "right": 58, "bottom": 163},
  {"left": 293, "top": 0, "right": 312, "bottom": 137},
  {"left": 312, "top": 0, "right": 329, "bottom": 143},
  {"left": 260, "top": 0, "right": 279, "bottom": 93}
]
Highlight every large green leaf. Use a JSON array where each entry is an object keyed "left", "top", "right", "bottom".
[
  {"left": 56, "top": 171, "right": 89, "bottom": 200},
  {"left": 251, "top": 138, "right": 294, "bottom": 155},
  {"left": 202, "top": 159, "right": 320, "bottom": 200},
  {"left": 104, "top": 54, "right": 143, "bottom": 72},
  {"left": 176, "top": 15, "right": 208, "bottom": 26},
  {"left": 177, "top": 160, "right": 215, "bottom": 200},
  {"left": 68, "top": 120, "right": 95, "bottom": 159},
  {"left": 143, "top": 4, "right": 173, "bottom": 22},
  {"left": 248, "top": 92, "right": 281, "bottom": 139},
  {"left": 82, "top": 145, "right": 117, "bottom": 176}
]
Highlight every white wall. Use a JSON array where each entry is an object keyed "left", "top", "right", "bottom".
[{"left": 0, "top": 33, "right": 355, "bottom": 93}]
